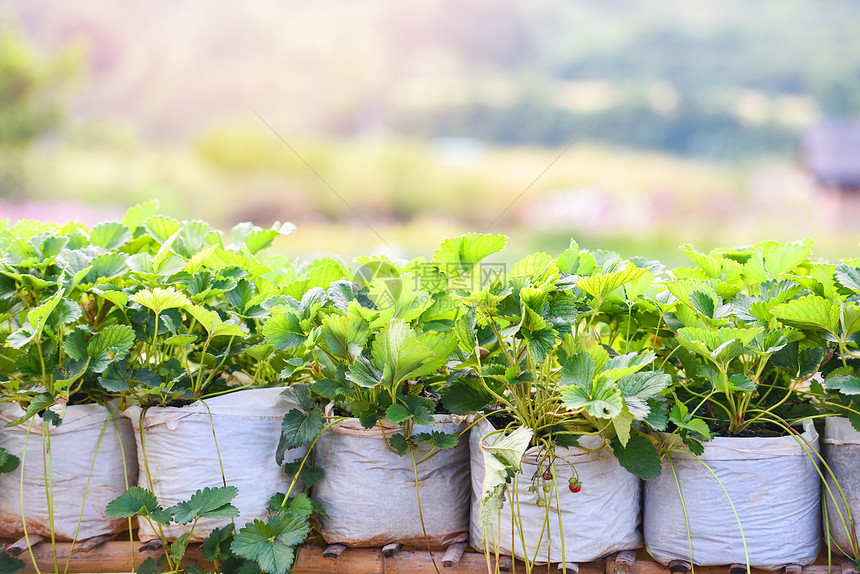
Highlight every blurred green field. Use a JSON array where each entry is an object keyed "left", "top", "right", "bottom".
[{"left": 8, "top": 130, "right": 860, "bottom": 267}]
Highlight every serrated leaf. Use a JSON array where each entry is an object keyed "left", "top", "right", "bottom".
[
  {"left": 90, "top": 221, "right": 132, "bottom": 249},
  {"left": 171, "top": 486, "right": 239, "bottom": 524},
  {"left": 123, "top": 200, "right": 160, "bottom": 230},
  {"left": 773, "top": 295, "right": 840, "bottom": 336},
  {"left": 618, "top": 371, "right": 671, "bottom": 419},
  {"left": 371, "top": 319, "right": 448, "bottom": 387},
  {"left": 263, "top": 312, "right": 306, "bottom": 350},
  {"left": 440, "top": 378, "right": 494, "bottom": 415},
  {"left": 433, "top": 233, "right": 507, "bottom": 273},
  {"left": 186, "top": 305, "right": 247, "bottom": 339},
  {"left": 321, "top": 314, "right": 368, "bottom": 362},
  {"left": 824, "top": 374, "right": 860, "bottom": 395},
  {"left": 231, "top": 514, "right": 309, "bottom": 574},
  {"left": 0, "top": 448, "right": 21, "bottom": 475},
  {"left": 87, "top": 324, "right": 136, "bottom": 372},
  {"left": 105, "top": 486, "right": 172, "bottom": 524},
  {"left": 132, "top": 287, "right": 191, "bottom": 314},
  {"left": 611, "top": 434, "right": 661, "bottom": 479},
  {"left": 143, "top": 215, "right": 181, "bottom": 245},
  {"left": 561, "top": 374, "right": 624, "bottom": 419},
  {"left": 281, "top": 407, "right": 324, "bottom": 448},
  {"left": 836, "top": 263, "right": 860, "bottom": 292},
  {"left": 7, "top": 393, "right": 54, "bottom": 426},
  {"left": 577, "top": 262, "right": 648, "bottom": 302}
]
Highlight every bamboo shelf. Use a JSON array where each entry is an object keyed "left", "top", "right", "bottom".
[{"left": 2, "top": 541, "right": 858, "bottom": 574}]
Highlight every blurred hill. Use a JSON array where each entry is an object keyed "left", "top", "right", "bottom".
[{"left": 5, "top": 0, "right": 860, "bottom": 159}]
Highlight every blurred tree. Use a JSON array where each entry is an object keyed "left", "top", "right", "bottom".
[
  {"left": 1, "top": 23, "right": 79, "bottom": 196},
  {"left": 0, "top": 24, "right": 79, "bottom": 146}
]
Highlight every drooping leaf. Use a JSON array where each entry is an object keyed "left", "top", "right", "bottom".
[
  {"left": 611, "top": 433, "right": 661, "bottom": 479},
  {"left": 0, "top": 448, "right": 20, "bottom": 475}
]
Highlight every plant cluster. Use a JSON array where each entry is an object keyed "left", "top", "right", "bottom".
[{"left": 4, "top": 206, "right": 860, "bottom": 572}]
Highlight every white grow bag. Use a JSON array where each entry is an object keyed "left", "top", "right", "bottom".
[
  {"left": 0, "top": 402, "right": 137, "bottom": 540},
  {"left": 469, "top": 418, "right": 643, "bottom": 564},
  {"left": 644, "top": 422, "right": 821, "bottom": 570},
  {"left": 124, "top": 387, "right": 305, "bottom": 542},
  {"left": 823, "top": 417, "right": 860, "bottom": 557},
  {"left": 312, "top": 415, "right": 471, "bottom": 548}
]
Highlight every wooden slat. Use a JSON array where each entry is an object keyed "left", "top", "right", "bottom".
[
  {"left": 6, "top": 541, "right": 854, "bottom": 574},
  {"left": 18, "top": 540, "right": 206, "bottom": 574}
]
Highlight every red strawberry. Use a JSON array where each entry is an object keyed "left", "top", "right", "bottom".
[{"left": 568, "top": 477, "right": 582, "bottom": 493}]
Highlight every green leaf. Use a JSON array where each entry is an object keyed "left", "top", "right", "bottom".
[
  {"left": 371, "top": 319, "right": 447, "bottom": 388},
  {"left": 433, "top": 233, "right": 507, "bottom": 272},
  {"left": 669, "top": 402, "right": 711, "bottom": 439},
  {"left": 385, "top": 395, "right": 434, "bottom": 426},
  {"left": 388, "top": 433, "right": 410, "bottom": 456},
  {"left": 105, "top": 486, "right": 173, "bottom": 524},
  {"left": 87, "top": 325, "right": 136, "bottom": 372},
  {"left": 440, "top": 378, "right": 494, "bottom": 415},
  {"left": 561, "top": 376, "right": 624, "bottom": 419},
  {"left": 90, "top": 221, "right": 132, "bottom": 249},
  {"left": 618, "top": 371, "right": 671, "bottom": 419},
  {"left": 7, "top": 393, "right": 54, "bottom": 426},
  {"left": 171, "top": 486, "right": 239, "bottom": 524},
  {"left": 132, "top": 287, "right": 191, "bottom": 314},
  {"left": 836, "top": 263, "right": 860, "bottom": 292},
  {"left": 143, "top": 215, "right": 181, "bottom": 245},
  {"left": 576, "top": 262, "right": 648, "bottom": 302},
  {"left": 281, "top": 407, "right": 324, "bottom": 448},
  {"left": 412, "top": 431, "right": 459, "bottom": 451},
  {"left": 0, "top": 448, "right": 20, "bottom": 475},
  {"left": 610, "top": 434, "right": 661, "bottom": 479},
  {"left": 123, "top": 200, "right": 160, "bottom": 230},
  {"left": 824, "top": 374, "right": 860, "bottom": 395},
  {"left": 202, "top": 524, "right": 236, "bottom": 562},
  {"left": 321, "top": 314, "right": 368, "bottom": 362},
  {"left": 231, "top": 514, "right": 310, "bottom": 574},
  {"left": 287, "top": 493, "right": 315, "bottom": 519},
  {"left": 263, "top": 312, "right": 306, "bottom": 350},
  {"left": 0, "top": 551, "right": 25, "bottom": 574},
  {"left": 169, "top": 533, "right": 191, "bottom": 564},
  {"left": 773, "top": 295, "right": 840, "bottom": 336},
  {"left": 186, "top": 305, "right": 247, "bottom": 339},
  {"left": 559, "top": 351, "right": 595, "bottom": 387}
]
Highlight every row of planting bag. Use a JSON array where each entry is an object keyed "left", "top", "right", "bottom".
[{"left": 1, "top": 389, "right": 858, "bottom": 570}]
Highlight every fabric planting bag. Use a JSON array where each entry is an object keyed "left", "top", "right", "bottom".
[
  {"left": 312, "top": 414, "right": 471, "bottom": 548},
  {"left": 469, "top": 418, "right": 643, "bottom": 565},
  {"left": 0, "top": 402, "right": 138, "bottom": 540},
  {"left": 823, "top": 417, "right": 860, "bottom": 557},
  {"left": 643, "top": 421, "right": 821, "bottom": 570},
  {"left": 124, "top": 386, "right": 305, "bottom": 542}
]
